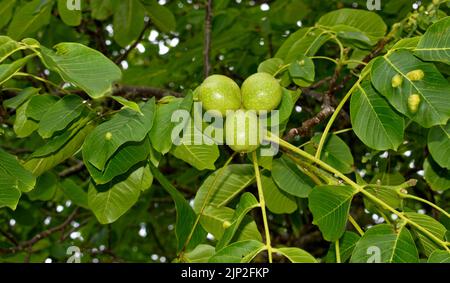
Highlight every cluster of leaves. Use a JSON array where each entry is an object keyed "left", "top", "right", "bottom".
[{"left": 0, "top": 0, "right": 449, "bottom": 263}]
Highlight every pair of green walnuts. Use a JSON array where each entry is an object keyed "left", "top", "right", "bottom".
[{"left": 196, "top": 73, "right": 282, "bottom": 153}]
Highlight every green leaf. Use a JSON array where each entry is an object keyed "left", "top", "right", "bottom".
[
  {"left": 151, "top": 166, "right": 206, "bottom": 252},
  {"left": 364, "top": 185, "right": 402, "bottom": 213},
  {"left": 289, "top": 55, "right": 315, "bottom": 87},
  {"left": 275, "top": 247, "right": 317, "bottom": 263},
  {"left": 113, "top": 0, "right": 145, "bottom": 47},
  {"left": 209, "top": 240, "right": 266, "bottom": 263},
  {"left": 193, "top": 164, "right": 255, "bottom": 212},
  {"left": 90, "top": 0, "right": 113, "bottom": 20},
  {"left": 171, "top": 120, "right": 219, "bottom": 171},
  {"left": 86, "top": 137, "right": 151, "bottom": 185},
  {"left": 25, "top": 124, "right": 94, "bottom": 176},
  {"left": 308, "top": 134, "right": 354, "bottom": 174},
  {"left": 13, "top": 100, "right": 39, "bottom": 138},
  {"left": 0, "top": 36, "right": 23, "bottom": 64},
  {"left": 60, "top": 179, "right": 88, "bottom": 209},
  {"left": 0, "top": 54, "right": 36, "bottom": 85},
  {"left": 30, "top": 116, "right": 91, "bottom": 158},
  {"left": 41, "top": 43, "right": 122, "bottom": 99},
  {"left": 142, "top": 0, "right": 177, "bottom": 33},
  {"left": 149, "top": 92, "right": 193, "bottom": 154},
  {"left": 3, "top": 87, "right": 39, "bottom": 109},
  {"left": 428, "top": 122, "right": 450, "bottom": 169},
  {"left": 57, "top": 0, "right": 82, "bottom": 26},
  {"left": 258, "top": 58, "right": 284, "bottom": 75},
  {"left": 199, "top": 206, "right": 262, "bottom": 242},
  {"left": 424, "top": 157, "right": 450, "bottom": 191},
  {"left": 38, "top": 95, "right": 85, "bottom": 139},
  {"left": 216, "top": 193, "right": 260, "bottom": 250},
  {"left": 0, "top": 0, "right": 16, "bottom": 30},
  {"left": 371, "top": 50, "right": 450, "bottom": 128},
  {"left": 182, "top": 244, "right": 215, "bottom": 263},
  {"left": 7, "top": 0, "right": 53, "bottom": 40},
  {"left": 26, "top": 95, "right": 59, "bottom": 121},
  {"left": 309, "top": 185, "right": 357, "bottom": 241},
  {"left": 89, "top": 165, "right": 153, "bottom": 224},
  {"left": 261, "top": 174, "right": 297, "bottom": 215},
  {"left": 415, "top": 17, "right": 450, "bottom": 65},
  {"left": 111, "top": 96, "right": 142, "bottom": 114},
  {"left": 0, "top": 148, "right": 36, "bottom": 209},
  {"left": 427, "top": 250, "right": 450, "bottom": 263},
  {"left": 83, "top": 99, "right": 155, "bottom": 171},
  {"left": 350, "top": 224, "right": 419, "bottom": 263},
  {"left": 350, "top": 81, "right": 405, "bottom": 151},
  {"left": 272, "top": 156, "right": 313, "bottom": 198},
  {"left": 326, "top": 231, "right": 360, "bottom": 263},
  {"left": 27, "top": 172, "right": 57, "bottom": 201},
  {"left": 318, "top": 8, "right": 387, "bottom": 44},
  {"left": 405, "top": 212, "right": 448, "bottom": 256},
  {"left": 333, "top": 25, "right": 373, "bottom": 49},
  {"left": 275, "top": 27, "right": 331, "bottom": 61}
]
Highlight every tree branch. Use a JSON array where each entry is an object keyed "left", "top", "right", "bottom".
[
  {"left": 0, "top": 208, "right": 79, "bottom": 255},
  {"left": 115, "top": 21, "right": 152, "bottom": 64},
  {"left": 113, "top": 85, "right": 182, "bottom": 99},
  {"left": 203, "top": 0, "right": 213, "bottom": 78},
  {"left": 285, "top": 38, "right": 392, "bottom": 140}
]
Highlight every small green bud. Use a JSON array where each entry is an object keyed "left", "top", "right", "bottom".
[
  {"left": 222, "top": 221, "right": 232, "bottom": 229},
  {"left": 391, "top": 74, "right": 403, "bottom": 88},
  {"left": 408, "top": 94, "right": 421, "bottom": 113},
  {"left": 406, "top": 69, "right": 424, "bottom": 81},
  {"left": 105, "top": 132, "right": 113, "bottom": 140}
]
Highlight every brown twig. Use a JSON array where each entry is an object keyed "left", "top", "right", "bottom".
[
  {"left": 285, "top": 38, "right": 392, "bottom": 140},
  {"left": 0, "top": 208, "right": 79, "bottom": 255},
  {"left": 113, "top": 85, "right": 182, "bottom": 99},
  {"left": 115, "top": 21, "right": 152, "bottom": 64},
  {"left": 203, "top": 0, "right": 213, "bottom": 78},
  {"left": 59, "top": 160, "right": 85, "bottom": 178}
]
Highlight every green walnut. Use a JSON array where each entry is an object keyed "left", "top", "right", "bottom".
[
  {"left": 225, "top": 110, "right": 261, "bottom": 153},
  {"left": 391, "top": 74, "right": 403, "bottom": 88},
  {"left": 197, "top": 75, "right": 242, "bottom": 116},
  {"left": 406, "top": 69, "right": 424, "bottom": 81},
  {"left": 241, "top": 73, "right": 282, "bottom": 113}
]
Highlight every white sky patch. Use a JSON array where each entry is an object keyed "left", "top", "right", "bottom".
[
  {"left": 207, "top": 233, "right": 215, "bottom": 241},
  {"left": 158, "top": 42, "right": 169, "bottom": 55},
  {"left": 417, "top": 170, "right": 424, "bottom": 177},
  {"left": 70, "top": 231, "right": 81, "bottom": 240},
  {"left": 9, "top": 219, "right": 16, "bottom": 226},
  {"left": 121, "top": 61, "right": 129, "bottom": 70},
  {"left": 295, "top": 106, "right": 302, "bottom": 113},
  {"left": 151, "top": 254, "right": 159, "bottom": 261},
  {"left": 44, "top": 216, "right": 52, "bottom": 226},
  {"left": 56, "top": 205, "right": 64, "bottom": 213},
  {"left": 296, "top": 20, "right": 303, "bottom": 27},
  {"left": 105, "top": 24, "right": 114, "bottom": 36},
  {"left": 391, "top": 214, "right": 399, "bottom": 221},
  {"left": 169, "top": 37, "right": 179, "bottom": 47},
  {"left": 260, "top": 3, "right": 270, "bottom": 11},
  {"left": 148, "top": 30, "right": 159, "bottom": 42},
  {"left": 45, "top": 258, "right": 52, "bottom": 263},
  {"left": 418, "top": 209, "right": 426, "bottom": 214},
  {"left": 380, "top": 151, "right": 389, "bottom": 159},
  {"left": 403, "top": 150, "right": 412, "bottom": 157},
  {"left": 136, "top": 43, "right": 146, "bottom": 53},
  {"left": 139, "top": 223, "right": 147, "bottom": 238},
  {"left": 158, "top": 0, "right": 167, "bottom": 5}
]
